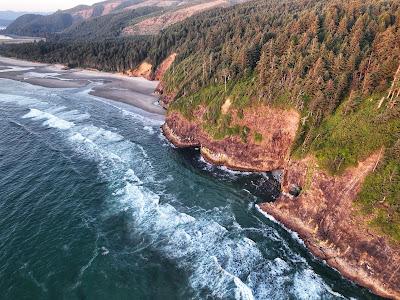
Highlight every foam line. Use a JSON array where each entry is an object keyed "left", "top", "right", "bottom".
[
  {"left": 8, "top": 92, "right": 346, "bottom": 299},
  {"left": 22, "top": 109, "right": 75, "bottom": 130}
]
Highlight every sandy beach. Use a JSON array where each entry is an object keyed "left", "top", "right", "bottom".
[{"left": 0, "top": 56, "right": 165, "bottom": 116}]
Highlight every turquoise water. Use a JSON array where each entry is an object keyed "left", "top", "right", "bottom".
[{"left": 0, "top": 78, "right": 381, "bottom": 299}]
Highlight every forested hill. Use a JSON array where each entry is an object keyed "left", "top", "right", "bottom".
[
  {"left": 0, "top": 0, "right": 399, "bottom": 239},
  {"left": 3, "top": 13, "right": 73, "bottom": 37},
  {"left": 3, "top": 0, "right": 247, "bottom": 38}
]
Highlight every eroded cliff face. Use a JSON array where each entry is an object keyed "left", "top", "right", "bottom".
[
  {"left": 122, "top": 53, "right": 177, "bottom": 83},
  {"left": 260, "top": 153, "right": 400, "bottom": 299},
  {"left": 124, "top": 61, "right": 153, "bottom": 80},
  {"left": 154, "top": 53, "right": 177, "bottom": 81},
  {"left": 161, "top": 101, "right": 400, "bottom": 298},
  {"left": 163, "top": 105, "right": 300, "bottom": 172},
  {"left": 154, "top": 53, "right": 177, "bottom": 108}
]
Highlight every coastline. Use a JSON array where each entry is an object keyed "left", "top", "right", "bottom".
[
  {"left": 258, "top": 153, "right": 400, "bottom": 300},
  {"left": 0, "top": 56, "right": 165, "bottom": 116},
  {"left": 162, "top": 109, "right": 400, "bottom": 299},
  {"left": 254, "top": 204, "right": 399, "bottom": 300},
  {"left": 259, "top": 204, "right": 400, "bottom": 300},
  {"left": 2, "top": 55, "right": 399, "bottom": 299}
]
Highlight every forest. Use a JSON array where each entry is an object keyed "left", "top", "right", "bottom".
[
  {"left": 2, "top": 13, "right": 74, "bottom": 37},
  {"left": 0, "top": 0, "right": 399, "bottom": 240}
]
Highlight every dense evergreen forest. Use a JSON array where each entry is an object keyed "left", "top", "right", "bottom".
[
  {"left": 2, "top": 13, "right": 74, "bottom": 37},
  {"left": 0, "top": 37, "right": 152, "bottom": 71},
  {"left": 0, "top": 0, "right": 399, "bottom": 240}
]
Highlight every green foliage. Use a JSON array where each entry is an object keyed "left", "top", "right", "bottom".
[
  {"left": 294, "top": 92, "right": 400, "bottom": 241},
  {"left": 0, "top": 37, "right": 152, "bottom": 72},
  {"left": 254, "top": 132, "right": 263, "bottom": 143},
  {"left": 358, "top": 143, "right": 400, "bottom": 241},
  {"left": 4, "top": 13, "right": 73, "bottom": 37},
  {"left": 297, "top": 94, "right": 399, "bottom": 175},
  {"left": 169, "top": 77, "right": 257, "bottom": 140}
]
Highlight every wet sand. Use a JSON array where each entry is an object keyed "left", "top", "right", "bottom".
[{"left": 0, "top": 56, "right": 165, "bottom": 115}]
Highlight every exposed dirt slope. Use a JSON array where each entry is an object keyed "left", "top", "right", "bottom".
[
  {"left": 123, "top": 0, "right": 183, "bottom": 10},
  {"left": 154, "top": 53, "right": 176, "bottom": 80},
  {"left": 102, "top": 0, "right": 124, "bottom": 15},
  {"left": 123, "top": 61, "right": 153, "bottom": 80}
]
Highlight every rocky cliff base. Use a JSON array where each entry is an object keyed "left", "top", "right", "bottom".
[
  {"left": 162, "top": 108, "right": 400, "bottom": 299},
  {"left": 260, "top": 153, "right": 400, "bottom": 299}
]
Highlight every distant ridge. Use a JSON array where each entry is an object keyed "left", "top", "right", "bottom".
[{"left": 3, "top": 0, "right": 251, "bottom": 38}]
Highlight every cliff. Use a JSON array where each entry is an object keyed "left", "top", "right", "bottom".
[
  {"left": 163, "top": 105, "right": 300, "bottom": 172},
  {"left": 260, "top": 154, "right": 400, "bottom": 299},
  {"left": 162, "top": 106, "right": 400, "bottom": 299}
]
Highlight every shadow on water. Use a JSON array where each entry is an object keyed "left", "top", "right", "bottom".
[{"left": 175, "top": 148, "right": 281, "bottom": 203}]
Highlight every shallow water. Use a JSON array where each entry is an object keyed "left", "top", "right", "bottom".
[{"left": 0, "top": 78, "right": 382, "bottom": 299}]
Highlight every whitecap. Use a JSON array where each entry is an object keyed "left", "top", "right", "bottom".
[
  {"left": 143, "top": 125, "right": 155, "bottom": 135},
  {"left": 9, "top": 93, "right": 346, "bottom": 299},
  {"left": 22, "top": 108, "right": 75, "bottom": 130}
]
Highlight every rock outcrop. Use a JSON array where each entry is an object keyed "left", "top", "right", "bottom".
[
  {"left": 260, "top": 153, "right": 400, "bottom": 299},
  {"left": 162, "top": 103, "right": 400, "bottom": 299},
  {"left": 163, "top": 105, "right": 300, "bottom": 172}
]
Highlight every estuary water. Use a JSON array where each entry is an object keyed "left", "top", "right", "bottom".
[{"left": 0, "top": 78, "right": 381, "bottom": 299}]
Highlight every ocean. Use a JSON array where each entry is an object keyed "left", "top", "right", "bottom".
[{"left": 0, "top": 78, "right": 381, "bottom": 299}]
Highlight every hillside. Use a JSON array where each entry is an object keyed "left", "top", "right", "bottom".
[
  {"left": 0, "top": 0, "right": 399, "bottom": 298},
  {"left": 3, "top": 13, "right": 73, "bottom": 37},
  {"left": 3, "top": 0, "right": 247, "bottom": 38},
  {"left": 157, "top": 0, "right": 400, "bottom": 238},
  {"left": 59, "top": 7, "right": 161, "bottom": 40}
]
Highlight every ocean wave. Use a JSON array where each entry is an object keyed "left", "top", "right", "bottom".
[
  {"left": 12, "top": 98, "right": 343, "bottom": 299},
  {"left": 22, "top": 108, "right": 75, "bottom": 130}
]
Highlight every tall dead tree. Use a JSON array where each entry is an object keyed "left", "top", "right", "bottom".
[{"left": 387, "top": 63, "right": 400, "bottom": 109}]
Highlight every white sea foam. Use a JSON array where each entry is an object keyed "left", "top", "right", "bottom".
[
  {"left": 23, "top": 72, "right": 61, "bottom": 79},
  {"left": 10, "top": 93, "right": 345, "bottom": 299},
  {"left": 198, "top": 155, "right": 253, "bottom": 176},
  {"left": 0, "top": 34, "right": 12, "bottom": 40},
  {"left": 292, "top": 269, "right": 346, "bottom": 299},
  {"left": 255, "top": 204, "right": 306, "bottom": 247},
  {"left": 143, "top": 125, "right": 155, "bottom": 135},
  {"left": 0, "top": 66, "right": 34, "bottom": 73},
  {"left": 56, "top": 109, "right": 90, "bottom": 122},
  {"left": 22, "top": 108, "right": 75, "bottom": 130},
  {"left": 0, "top": 93, "right": 48, "bottom": 107}
]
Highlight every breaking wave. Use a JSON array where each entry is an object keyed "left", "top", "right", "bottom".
[{"left": 18, "top": 104, "right": 341, "bottom": 300}]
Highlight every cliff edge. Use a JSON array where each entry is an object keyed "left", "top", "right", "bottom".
[{"left": 162, "top": 106, "right": 400, "bottom": 299}]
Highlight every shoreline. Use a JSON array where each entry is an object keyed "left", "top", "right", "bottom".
[
  {"left": 0, "top": 56, "right": 165, "bottom": 116},
  {"left": 162, "top": 110, "right": 400, "bottom": 299},
  {"left": 2, "top": 56, "right": 399, "bottom": 299},
  {"left": 259, "top": 153, "right": 400, "bottom": 300},
  {"left": 259, "top": 204, "right": 399, "bottom": 300}
]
